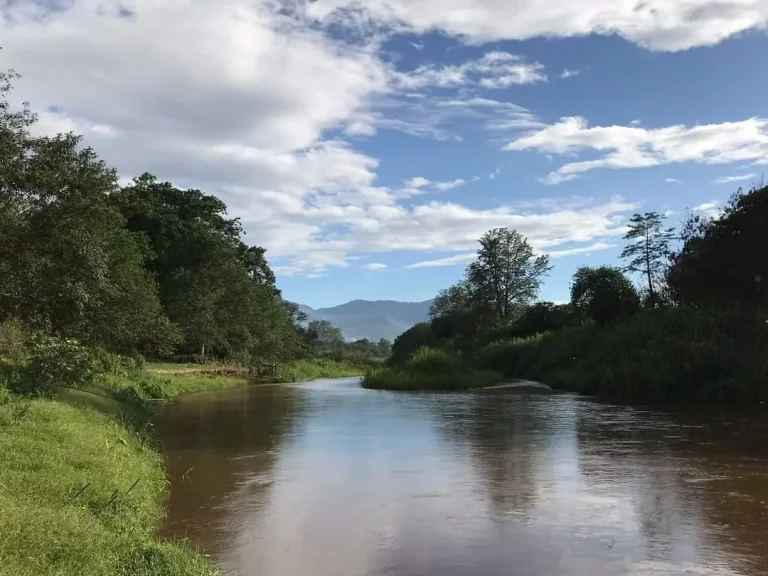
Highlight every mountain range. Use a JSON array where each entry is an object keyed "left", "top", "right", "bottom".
[{"left": 298, "top": 299, "right": 433, "bottom": 342}]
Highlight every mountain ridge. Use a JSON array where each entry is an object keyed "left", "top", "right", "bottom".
[{"left": 298, "top": 299, "right": 433, "bottom": 342}]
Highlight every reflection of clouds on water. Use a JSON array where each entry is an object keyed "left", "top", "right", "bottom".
[{"left": 158, "top": 380, "right": 768, "bottom": 576}]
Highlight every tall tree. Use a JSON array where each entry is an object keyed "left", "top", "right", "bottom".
[
  {"left": 668, "top": 187, "right": 768, "bottom": 308},
  {"left": 570, "top": 266, "right": 640, "bottom": 325},
  {"left": 109, "top": 174, "right": 287, "bottom": 358},
  {"left": 621, "top": 212, "right": 675, "bottom": 309},
  {"left": 307, "top": 320, "right": 344, "bottom": 351},
  {"left": 467, "top": 228, "right": 551, "bottom": 326},
  {"left": 0, "top": 71, "right": 177, "bottom": 354}
]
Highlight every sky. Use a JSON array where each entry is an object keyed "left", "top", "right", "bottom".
[{"left": 2, "top": 1, "right": 768, "bottom": 308}]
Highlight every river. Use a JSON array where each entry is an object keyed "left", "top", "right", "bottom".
[{"left": 155, "top": 378, "right": 768, "bottom": 576}]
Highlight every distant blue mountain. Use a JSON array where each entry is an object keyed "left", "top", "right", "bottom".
[{"left": 298, "top": 299, "right": 432, "bottom": 342}]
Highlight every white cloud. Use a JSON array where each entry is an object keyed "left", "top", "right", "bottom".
[
  {"left": 405, "top": 176, "right": 432, "bottom": 189},
  {"left": 545, "top": 242, "right": 615, "bottom": 258},
  {"left": 433, "top": 179, "right": 466, "bottom": 191},
  {"left": 712, "top": 172, "right": 759, "bottom": 184},
  {"left": 665, "top": 177, "right": 682, "bottom": 183},
  {"left": 505, "top": 116, "right": 768, "bottom": 184},
  {"left": 489, "top": 168, "right": 502, "bottom": 180},
  {"left": 364, "top": 263, "right": 388, "bottom": 271},
  {"left": 395, "top": 52, "right": 547, "bottom": 90},
  {"left": 560, "top": 69, "right": 581, "bottom": 79},
  {"left": 307, "top": 0, "right": 768, "bottom": 51},
  {"left": 406, "top": 253, "right": 476, "bottom": 269},
  {"left": 406, "top": 239, "right": 616, "bottom": 268},
  {"left": 0, "top": 0, "right": 641, "bottom": 277},
  {"left": 692, "top": 200, "right": 722, "bottom": 219}
]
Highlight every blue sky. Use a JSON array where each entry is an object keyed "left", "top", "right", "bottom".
[{"left": 3, "top": 1, "right": 768, "bottom": 308}]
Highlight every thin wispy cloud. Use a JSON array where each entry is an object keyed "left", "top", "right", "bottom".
[{"left": 712, "top": 173, "right": 758, "bottom": 185}]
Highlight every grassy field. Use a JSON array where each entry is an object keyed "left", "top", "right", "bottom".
[{"left": 0, "top": 388, "right": 216, "bottom": 576}]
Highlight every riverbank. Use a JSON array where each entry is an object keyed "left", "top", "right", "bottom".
[
  {"left": 0, "top": 359, "right": 362, "bottom": 575},
  {"left": 0, "top": 384, "right": 218, "bottom": 576}
]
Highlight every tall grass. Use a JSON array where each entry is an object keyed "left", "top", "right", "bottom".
[
  {"left": 363, "top": 347, "right": 503, "bottom": 391},
  {"left": 476, "top": 307, "right": 768, "bottom": 404},
  {"left": 278, "top": 359, "right": 364, "bottom": 382}
]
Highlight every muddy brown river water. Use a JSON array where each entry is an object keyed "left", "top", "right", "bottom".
[{"left": 156, "top": 378, "right": 768, "bottom": 576}]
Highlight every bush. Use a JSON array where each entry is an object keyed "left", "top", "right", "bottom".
[
  {"left": 407, "top": 347, "right": 462, "bottom": 374},
  {"left": 476, "top": 307, "right": 768, "bottom": 404},
  {"left": 13, "top": 336, "right": 102, "bottom": 396}
]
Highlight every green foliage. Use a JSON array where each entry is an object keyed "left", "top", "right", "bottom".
[
  {"left": 668, "top": 186, "right": 768, "bottom": 308},
  {"left": 621, "top": 212, "right": 675, "bottom": 308},
  {"left": 389, "top": 322, "right": 440, "bottom": 366},
  {"left": 509, "top": 301, "right": 574, "bottom": 338},
  {"left": 477, "top": 307, "right": 768, "bottom": 404},
  {"left": 468, "top": 228, "right": 551, "bottom": 324},
  {"left": 407, "top": 347, "right": 462, "bottom": 374},
  {"left": 277, "top": 359, "right": 363, "bottom": 382},
  {"left": 14, "top": 336, "right": 101, "bottom": 396},
  {"left": 0, "top": 73, "right": 177, "bottom": 355},
  {"left": 427, "top": 229, "right": 551, "bottom": 349},
  {"left": 307, "top": 320, "right": 345, "bottom": 352},
  {"left": 364, "top": 366, "right": 502, "bottom": 391},
  {"left": 365, "top": 346, "right": 502, "bottom": 390},
  {"left": 570, "top": 266, "right": 640, "bottom": 325}
]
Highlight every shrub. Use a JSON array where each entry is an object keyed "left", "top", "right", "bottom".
[
  {"left": 13, "top": 335, "right": 102, "bottom": 396},
  {"left": 407, "top": 347, "right": 462, "bottom": 374}
]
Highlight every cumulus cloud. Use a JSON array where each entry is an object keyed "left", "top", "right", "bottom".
[
  {"left": 0, "top": 0, "right": 640, "bottom": 276},
  {"left": 665, "top": 177, "right": 682, "bottom": 183},
  {"left": 712, "top": 172, "right": 759, "bottom": 184},
  {"left": 560, "top": 69, "right": 581, "bottom": 79},
  {"left": 505, "top": 117, "right": 768, "bottom": 184},
  {"left": 307, "top": 0, "right": 768, "bottom": 51},
  {"left": 364, "top": 263, "right": 388, "bottom": 270}
]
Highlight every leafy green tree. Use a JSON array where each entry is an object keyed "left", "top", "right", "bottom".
[
  {"left": 571, "top": 266, "right": 640, "bottom": 325},
  {"left": 621, "top": 212, "right": 675, "bottom": 309},
  {"left": 308, "top": 320, "right": 345, "bottom": 351},
  {"left": 0, "top": 71, "right": 177, "bottom": 354},
  {"left": 375, "top": 338, "right": 392, "bottom": 358},
  {"left": 510, "top": 302, "right": 574, "bottom": 338},
  {"left": 110, "top": 174, "right": 286, "bottom": 358},
  {"left": 467, "top": 228, "right": 551, "bottom": 326},
  {"left": 668, "top": 187, "right": 768, "bottom": 308}
]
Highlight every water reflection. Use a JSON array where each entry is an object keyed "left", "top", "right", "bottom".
[{"left": 157, "top": 379, "right": 768, "bottom": 576}]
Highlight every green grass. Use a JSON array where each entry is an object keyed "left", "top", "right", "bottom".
[
  {"left": 0, "top": 391, "right": 217, "bottom": 576},
  {"left": 278, "top": 359, "right": 363, "bottom": 382},
  {"left": 363, "top": 367, "right": 504, "bottom": 391}
]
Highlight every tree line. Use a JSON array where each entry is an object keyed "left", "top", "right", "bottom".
[
  {"left": 0, "top": 69, "right": 369, "bottom": 368},
  {"left": 389, "top": 188, "right": 768, "bottom": 404}
]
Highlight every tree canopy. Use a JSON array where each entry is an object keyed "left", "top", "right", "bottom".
[
  {"left": 0, "top": 70, "right": 304, "bottom": 361},
  {"left": 571, "top": 266, "right": 640, "bottom": 325},
  {"left": 668, "top": 185, "right": 768, "bottom": 309}
]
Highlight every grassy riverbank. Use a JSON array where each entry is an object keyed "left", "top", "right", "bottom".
[
  {"left": 0, "top": 387, "right": 217, "bottom": 576},
  {"left": 0, "top": 357, "right": 366, "bottom": 575}
]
